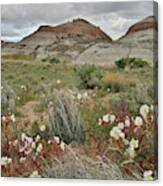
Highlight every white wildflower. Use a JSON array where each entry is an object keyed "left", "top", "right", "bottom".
[
  {"left": 19, "top": 147, "right": 25, "bottom": 153},
  {"left": 13, "top": 139, "right": 18, "bottom": 146},
  {"left": 83, "top": 92, "right": 88, "bottom": 99},
  {"left": 21, "top": 133, "right": 26, "bottom": 141},
  {"left": 31, "top": 142, "right": 36, "bottom": 149},
  {"left": 54, "top": 136, "right": 60, "bottom": 144},
  {"left": 102, "top": 114, "right": 110, "bottom": 123},
  {"left": 127, "top": 147, "right": 136, "bottom": 159},
  {"left": 140, "top": 104, "right": 150, "bottom": 119},
  {"left": 26, "top": 136, "right": 33, "bottom": 144},
  {"left": 24, "top": 148, "right": 32, "bottom": 155},
  {"left": 56, "top": 79, "right": 61, "bottom": 84},
  {"left": 2, "top": 116, "right": 7, "bottom": 122},
  {"left": 39, "top": 124, "right": 46, "bottom": 132},
  {"left": 135, "top": 116, "right": 143, "bottom": 127},
  {"left": 48, "top": 140, "right": 52, "bottom": 144},
  {"left": 21, "top": 85, "right": 27, "bottom": 91},
  {"left": 125, "top": 117, "right": 130, "bottom": 127},
  {"left": 150, "top": 105, "right": 154, "bottom": 112},
  {"left": 60, "top": 141, "right": 65, "bottom": 151},
  {"left": 129, "top": 138, "right": 139, "bottom": 149},
  {"left": 19, "top": 157, "right": 26, "bottom": 163},
  {"left": 98, "top": 118, "right": 103, "bottom": 126},
  {"left": 77, "top": 93, "right": 82, "bottom": 100},
  {"left": 107, "top": 88, "right": 111, "bottom": 92},
  {"left": 1, "top": 156, "right": 12, "bottom": 166},
  {"left": 7, "top": 158, "right": 12, "bottom": 164},
  {"left": 35, "top": 134, "right": 41, "bottom": 142},
  {"left": 10, "top": 114, "right": 16, "bottom": 122},
  {"left": 110, "top": 114, "right": 116, "bottom": 123},
  {"left": 110, "top": 126, "right": 125, "bottom": 140},
  {"left": 118, "top": 122, "right": 124, "bottom": 130},
  {"left": 36, "top": 143, "right": 43, "bottom": 153},
  {"left": 143, "top": 170, "right": 153, "bottom": 181},
  {"left": 29, "top": 170, "right": 41, "bottom": 178}
]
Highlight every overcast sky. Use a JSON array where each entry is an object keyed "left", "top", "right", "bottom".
[{"left": 1, "top": 1, "right": 153, "bottom": 42}]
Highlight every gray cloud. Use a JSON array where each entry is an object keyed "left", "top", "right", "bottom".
[{"left": 1, "top": 1, "right": 153, "bottom": 41}]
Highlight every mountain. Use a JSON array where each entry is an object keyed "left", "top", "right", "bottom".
[
  {"left": 20, "top": 18, "right": 112, "bottom": 46},
  {"left": 75, "top": 16, "right": 157, "bottom": 66}
]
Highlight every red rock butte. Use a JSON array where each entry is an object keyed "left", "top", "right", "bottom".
[{"left": 20, "top": 18, "right": 112, "bottom": 45}]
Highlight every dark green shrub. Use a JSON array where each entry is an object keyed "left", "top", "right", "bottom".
[
  {"left": 76, "top": 64, "right": 103, "bottom": 89},
  {"left": 115, "top": 58, "right": 126, "bottom": 69},
  {"left": 115, "top": 57, "right": 148, "bottom": 69},
  {"left": 49, "top": 57, "right": 60, "bottom": 64},
  {"left": 129, "top": 58, "right": 148, "bottom": 68}
]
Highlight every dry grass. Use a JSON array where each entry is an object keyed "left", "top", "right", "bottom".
[
  {"left": 103, "top": 72, "right": 136, "bottom": 92},
  {"left": 47, "top": 89, "right": 85, "bottom": 144},
  {"left": 42, "top": 145, "right": 139, "bottom": 180}
]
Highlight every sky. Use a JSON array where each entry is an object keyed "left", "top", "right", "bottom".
[{"left": 1, "top": 1, "right": 154, "bottom": 42}]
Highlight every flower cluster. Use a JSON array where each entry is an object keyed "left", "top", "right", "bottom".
[
  {"left": 1, "top": 130, "right": 66, "bottom": 177},
  {"left": 126, "top": 138, "right": 139, "bottom": 159},
  {"left": 98, "top": 104, "right": 156, "bottom": 179},
  {"left": 98, "top": 113, "right": 116, "bottom": 125},
  {"left": 1, "top": 156, "right": 12, "bottom": 166},
  {"left": 2, "top": 114, "right": 16, "bottom": 123}
]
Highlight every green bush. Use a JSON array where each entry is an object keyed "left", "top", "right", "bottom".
[
  {"left": 115, "top": 57, "right": 148, "bottom": 69},
  {"left": 49, "top": 57, "right": 60, "bottom": 64},
  {"left": 115, "top": 58, "right": 126, "bottom": 69},
  {"left": 76, "top": 64, "right": 103, "bottom": 89}
]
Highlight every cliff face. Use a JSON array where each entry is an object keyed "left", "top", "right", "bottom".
[{"left": 20, "top": 18, "right": 112, "bottom": 46}]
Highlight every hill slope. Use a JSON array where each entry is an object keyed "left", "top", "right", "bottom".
[{"left": 75, "top": 16, "right": 157, "bottom": 66}]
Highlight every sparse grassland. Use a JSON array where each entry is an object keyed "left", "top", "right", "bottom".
[{"left": 1, "top": 54, "right": 156, "bottom": 180}]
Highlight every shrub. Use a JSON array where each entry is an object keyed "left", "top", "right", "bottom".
[
  {"left": 46, "top": 89, "right": 85, "bottom": 144},
  {"left": 76, "top": 64, "right": 103, "bottom": 89},
  {"left": 115, "top": 57, "right": 148, "bottom": 69},
  {"left": 1, "top": 86, "right": 16, "bottom": 115},
  {"left": 132, "top": 82, "right": 154, "bottom": 105},
  {"left": 49, "top": 57, "right": 60, "bottom": 64},
  {"left": 103, "top": 73, "right": 136, "bottom": 93},
  {"left": 115, "top": 58, "right": 126, "bottom": 69}
]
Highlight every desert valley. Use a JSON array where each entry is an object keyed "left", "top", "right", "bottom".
[{"left": 1, "top": 14, "right": 158, "bottom": 180}]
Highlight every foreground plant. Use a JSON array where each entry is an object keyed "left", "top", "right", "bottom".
[
  {"left": 97, "top": 103, "right": 157, "bottom": 180},
  {"left": 47, "top": 89, "right": 85, "bottom": 144}
]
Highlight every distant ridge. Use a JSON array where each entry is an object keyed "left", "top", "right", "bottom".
[{"left": 120, "top": 16, "right": 157, "bottom": 39}]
